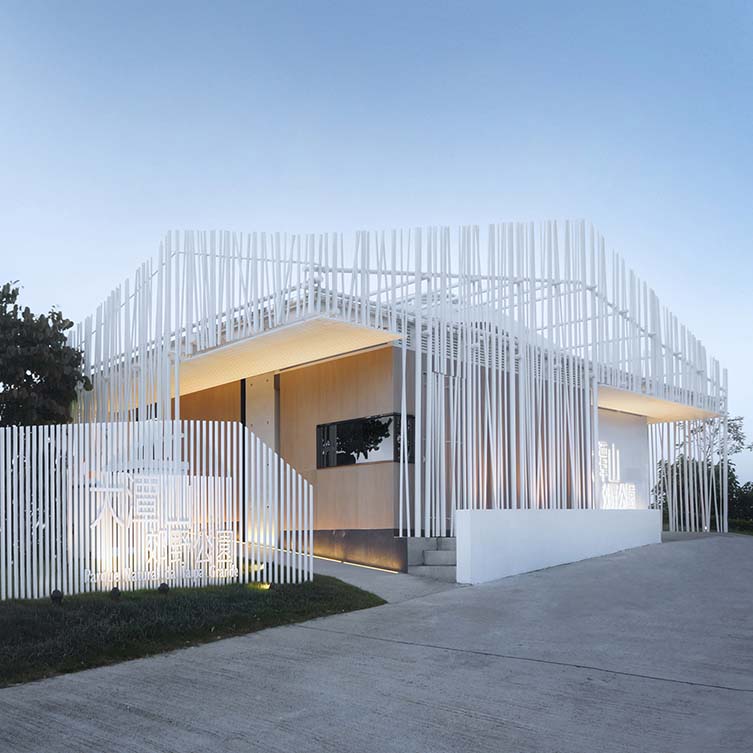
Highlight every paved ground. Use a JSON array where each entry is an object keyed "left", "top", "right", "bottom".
[
  {"left": 2, "top": 535, "right": 752, "bottom": 753},
  {"left": 313, "top": 556, "right": 460, "bottom": 602}
]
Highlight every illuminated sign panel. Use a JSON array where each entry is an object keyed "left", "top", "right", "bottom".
[
  {"left": 598, "top": 441, "right": 638, "bottom": 509},
  {"left": 596, "top": 408, "right": 650, "bottom": 510},
  {"left": 83, "top": 471, "right": 239, "bottom": 587},
  {"left": 0, "top": 419, "right": 315, "bottom": 602}
]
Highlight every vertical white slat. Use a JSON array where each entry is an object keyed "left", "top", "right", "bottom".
[
  {"left": 220, "top": 421, "right": 228, "bottom": 584},
  {"left": 284, "top": 465, "right": 291, "bottom": 583},
  {"left": 66, "top": 423, "right": 74, "bottom": 594},
  {"left": 265, "top": 447, "right": 273, "bottom": 583},
  {"left": 12, "top": 426, "right": 20, "bottom": 598},
  {"left": 295, "top": 471, "right": 302, "bottom": 583},
  {"left": 303, "top": 479, "right": 310, "bottom": 581},
  {"left": 249, "top": 430, "right": 257, "bottom": 583},
  {"left": 233, "top": 420, "right": 240, "bottom": 585},
  {"left": 261, "top": 442, "right": 268, "bottom": 582},
  {"left": 22, "top": 425, "right": 31, "bottom": 598},
  {"left": 31, "top": 425, "right": 39, "bottom": 599},
  {"left": 243, "top": 425, "right": 250, "bottom": 585},
  {"left": 287, "top": 462, "right": 294, "bottom": 584},
  {"left": 272, "top": 445, "right": 279, "bottom": 584},
  {"left": 286, "top": 462, "right": 292, "bottom": 584},
  {"left": 77, "top": 421, "right": 86, "bottom": 594},
  {"left": 43, "top": 424, "right": 51, "bottom": 597},
  {"left": 413, "top": 229, "right": 423, "bottom": 535},
  {"left": 0, "top": 427, "right": 6, "bottom": 601},
  {"left": 308, "top": 480, "right": 314, "bottom": 581},
  {"left": 254, "top": 434, "right": 262, "bottom": 582},
  {"left": 54, "top": 424, "right": 62, "bottom": 593},
  {"left": 8, "top": 426, "right": 14, "bottom": 599}
]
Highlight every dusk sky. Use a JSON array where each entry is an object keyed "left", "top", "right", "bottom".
[{"left": 2, "top": 1, "right": 752, "bottom": 478}]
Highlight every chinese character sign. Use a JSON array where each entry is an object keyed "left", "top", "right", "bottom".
[
  {"left": 598, "top": 441, "right": 638, "bottom": 509},
  {"left": 84, "top": 472, "right": 239, "bottom": 587},
  {"left": 0, "top": 419, "right": 314, "bottom": 601}
]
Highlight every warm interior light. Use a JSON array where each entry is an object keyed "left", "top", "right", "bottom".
[{"left": 313, "top": 554, "right": 400, "bottom": 574}]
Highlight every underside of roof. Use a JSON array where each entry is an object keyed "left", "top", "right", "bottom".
[
  {"left": 178, "top": 316, "right": 400, "bottom": 396},
  {"left": 596, "top": 385, "right": 720, "bottom": 423}
]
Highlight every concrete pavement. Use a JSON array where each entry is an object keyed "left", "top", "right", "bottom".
[
  {"left": 312, "top": 555, "right": 460, "bottom": 602},
  {"left": 1, "top": 534, "right": 751, "bottom": 753}
]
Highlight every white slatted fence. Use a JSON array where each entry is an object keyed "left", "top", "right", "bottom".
[
  {"left": 0, "top": 420, "right": 313, "bottom": 601},
  {"left": 649, "top": 414, "right": 729, "bottom": 533}
]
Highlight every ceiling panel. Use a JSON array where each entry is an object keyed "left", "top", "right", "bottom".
[
  {"left": 178, "top": 317, "right": 400, "bottom": 396},
  {"left": 597, "top": 385, "right": 720, "bottom": 423}
]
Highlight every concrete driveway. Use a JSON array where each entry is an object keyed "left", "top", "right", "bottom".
[{"left": 1, "top": 535, "right": 751, "bottom": 753}]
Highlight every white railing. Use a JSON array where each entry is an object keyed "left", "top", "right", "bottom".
[{"left": 0, "top": 420, "right": 313, "bottom": 600}]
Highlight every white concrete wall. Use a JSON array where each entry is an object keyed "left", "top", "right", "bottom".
[
  {"left": 597, "top": 408, "right": 650, "bottom": 508},
  {"left": 456, "top": 509, "right": 662, "bottom": 584}
]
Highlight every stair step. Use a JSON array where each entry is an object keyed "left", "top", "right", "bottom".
[
  {"left": 423, "top": 549, "right": 456, "bottom": 566},
  {"left": 408, "top": 565, "right": 457, "bottom": 583},
  {"left": 437, "top": 537, "right": 456, "bottom": 551},
  {"left": 406, "top": 537, "right": 438, "bottom": 566}
]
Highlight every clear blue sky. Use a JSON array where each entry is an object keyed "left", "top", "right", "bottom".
[{"left": 1, "top": 1, "right": 752, "bottom": 478}]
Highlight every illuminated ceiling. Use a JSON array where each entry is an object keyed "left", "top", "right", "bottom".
[
  {"left": 597, "top": 385, "right": 720, "bottom": 423},
  {"left": 178, "top": 316, "right": 400, "bottom": 396}
]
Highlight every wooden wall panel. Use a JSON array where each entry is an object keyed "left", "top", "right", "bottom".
[
  {"left": 279, "top": 346, "right": 399, "bottom": 531},
  {"left": 176, "top": 381, "right": 241, "bottom": 423}
]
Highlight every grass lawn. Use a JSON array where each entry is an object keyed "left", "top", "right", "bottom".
[{"left": 0, "top": 575, "right": 385, "bottom": 687}]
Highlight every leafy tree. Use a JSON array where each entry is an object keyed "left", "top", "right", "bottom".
[
  {"left": 0, "top": 281, "right": 91, "bottom": 426},
  {"left": 653, "top": 416, "right": 753, "bottom": 529},
  {"left": 687, "top": 415, "right": 752, "bottom": 460},
  {"left": 336, "top": 416, "right": 392, "bottom": 464},
  {"left": 731, "top": 479, "right": 753, "bottom": 522}
]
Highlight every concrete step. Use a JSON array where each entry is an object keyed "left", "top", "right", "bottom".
[
  {"left": 408, "top": 565, "right": 457, "bottom": 582},
  {"left": 423, "top": 548, "right": 456, "bottom": 566},
  {"left": 437, "top": 537, "right": 456, "bottom": 551},
  {"left": 406, "top": 537, "right": 438, "bottom": 567}
]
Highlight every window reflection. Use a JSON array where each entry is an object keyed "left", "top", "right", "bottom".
[{"left": 317, "top": 414, "right": 414, "bottom": 469}]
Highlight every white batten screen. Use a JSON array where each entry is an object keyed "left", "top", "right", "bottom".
[
  {"left": 649, "top": 416, "right": 729, "bottom": 533},
  {"left": 67, "top": 222, "right": 729, "bottom": 535},
  {"left": 0, "top": 420, "right": 313, "bottom": 601}
]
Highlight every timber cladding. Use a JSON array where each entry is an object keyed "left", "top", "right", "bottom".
[
  {"left": 279, "top": 346, "right": 400, "bottom": 531},
  {"left": 176, "top": 381, "right": 242, "bottom": 422}
]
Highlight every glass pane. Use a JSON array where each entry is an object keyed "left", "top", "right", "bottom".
[
  {"left": 316, "top": 414, "right": 414, "bottom": 469},
  {"left": 336, "top": 416, "right": 393, "bottom": 465}
]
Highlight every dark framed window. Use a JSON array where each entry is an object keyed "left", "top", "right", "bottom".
[{"left": 317, "top": 413, "right": 415, "bottom": 469}]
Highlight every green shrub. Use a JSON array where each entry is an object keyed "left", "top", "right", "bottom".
[{"left": 729, "top": 519, "right": 753, "bottom": 534}]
